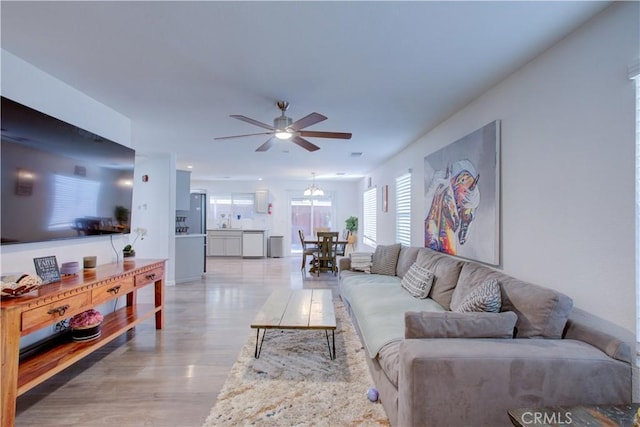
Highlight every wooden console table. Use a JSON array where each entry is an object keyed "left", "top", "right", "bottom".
[{"left": 1, "top": 259, "right": 166, "bottom": 427}]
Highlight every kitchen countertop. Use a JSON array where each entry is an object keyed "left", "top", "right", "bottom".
[
  {"left": 206, "top": 229, "right": 266, "bottom": 232},
  {"left": 176, "top": 233, "right": 206, "bottom": 238}
]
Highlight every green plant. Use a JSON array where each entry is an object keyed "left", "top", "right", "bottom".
[{"left": 345, "top": 216, "right": 358, "bottom": 233}]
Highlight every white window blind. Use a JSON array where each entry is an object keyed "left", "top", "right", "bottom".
[
  {"left": 363, "top": 187, "right": 377, "bottom": 247},
  {"left": 395, "top": 173, "right": 411, "bottom": 246}
]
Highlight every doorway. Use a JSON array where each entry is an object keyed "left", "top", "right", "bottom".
[{"left": 290, "top": 196, "right": 334, "bottom": 253}]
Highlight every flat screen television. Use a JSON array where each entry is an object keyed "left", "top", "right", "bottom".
[{"left": 1, "top": 96, "right": 135, "bottom": 245}]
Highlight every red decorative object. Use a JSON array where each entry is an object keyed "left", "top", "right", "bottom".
[{"left": 70, "top": 309, "right": 104, "bottom": 342}]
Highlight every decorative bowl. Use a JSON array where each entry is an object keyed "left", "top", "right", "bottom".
[
  {"left": 1, "top": 273, "right": 43, "bottom": 297},
  {"left": 69, "top": 309, "right": 104, "bottom": 341}
]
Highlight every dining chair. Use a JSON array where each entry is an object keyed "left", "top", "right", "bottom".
[
  {"left": 298, "top": 230, "right": 317, "bottom": 270},
  {"left": 313, "top": 227, "right": 330, "bottom": 237},
  {"left": 311, "top": 231, "right": 339, "bottom": 276}
]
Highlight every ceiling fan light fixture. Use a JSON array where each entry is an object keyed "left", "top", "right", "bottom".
[
  {"left": 275, "top": 130, "right": 293, "bottom": 140},
  {"left": 304, "top": 172, "right": 324, "bottom": 196}
]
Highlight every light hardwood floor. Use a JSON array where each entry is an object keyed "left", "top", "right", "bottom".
[{"left": 15, "top": 256, "right": 340, "bottom": 426}]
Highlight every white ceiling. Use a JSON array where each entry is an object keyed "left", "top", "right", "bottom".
[{"left": 1, "top": 1, "right": 610, "bottom": 182}]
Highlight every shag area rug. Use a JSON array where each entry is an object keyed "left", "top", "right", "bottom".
[{"left": 203, "top": 300, "right": 390, "bottom": 427}]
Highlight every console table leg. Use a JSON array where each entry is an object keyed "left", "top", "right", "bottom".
[
  {"left": 1, "top": 307, "right": 21, "bottom": 427},
  {"left": 155, "top": 278, "right": 164, "bottom": 329}
]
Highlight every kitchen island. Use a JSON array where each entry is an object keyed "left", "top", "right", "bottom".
[{"left": 175, "top": 233, "right": 206, "bottom": 283}]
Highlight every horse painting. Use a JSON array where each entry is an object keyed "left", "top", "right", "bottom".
[{"left": 425, "top": 159, "right": 480, "bottom": 255}]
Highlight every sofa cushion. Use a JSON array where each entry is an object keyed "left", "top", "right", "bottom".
[
  {"left": 404, "top": 311, "right": 517, "bottom": 339},
  {"left": 400, "top": 263, "right": 435, "bottom": 299},
  {"left": 396, "top": 246, "right": 421, "bottom": 278},
  {"left": 371, "top": 244, "right": 402, "bottom": 276},
  {"left": 452, "top": 278, "right": 501, "bottom": 313},
  {"left": 340, "top": 273, "right": 446, "bottom": 358},
  {"left": 350, "top": 252, "right": 373, "bottom": 273},
  {"left": 454, "top": 263, "right": 573, "bottom": 338},
  {"left": 416, "top": 249, "right": 463, "bottom": 310}
]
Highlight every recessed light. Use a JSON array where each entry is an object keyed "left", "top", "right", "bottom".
[{"left": 187, "top": 165, "right": 193, "bottom": 169}]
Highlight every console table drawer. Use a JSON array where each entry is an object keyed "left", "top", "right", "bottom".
[
  {"left": 135, "top": 267, "right": 164, "bottom": 287},
  {"left": 22, "top": 293, "right": 91, "bottom": 334},
  {"left": 91, "top": 278, "right": 135, "bottom": 306}
]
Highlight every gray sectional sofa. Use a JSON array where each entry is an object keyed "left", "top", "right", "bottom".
[{"left": 338, "top": 244, "right": 633, "bottom": 427}]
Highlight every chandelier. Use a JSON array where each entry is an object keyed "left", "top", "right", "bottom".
[{"left": 304, "top": 172, "right": 324, "bottom": 196}]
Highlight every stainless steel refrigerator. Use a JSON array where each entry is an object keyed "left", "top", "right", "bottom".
[{"left": 184, "top": 193, "right": 207, "bottom": 272}]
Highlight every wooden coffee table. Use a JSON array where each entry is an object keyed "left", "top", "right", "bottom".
[{"left": 250, "top": 289, "right": 337, "bottom": 359}]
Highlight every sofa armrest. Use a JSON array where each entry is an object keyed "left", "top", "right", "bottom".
[
  {"left": 339, "top": 257, "right": 351, "bottom": 272},
  {"left": 398, "top": 338, "right": 631, "bottom": 427},
  {"left": 564, "top": 307, "right": 635, "bottom": 364}
]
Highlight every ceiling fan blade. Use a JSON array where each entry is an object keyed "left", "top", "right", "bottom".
[
  {"left": 230, "top": 115, "right": 274, "bottom": 130},
  {"left": 292, "top": 136, "right": 320, "bottom": 152},
  {"left": 255, "top": 138, "right": 276, "bottom": 152},
  {"left": 214, "top": 131, "right": 274, "bottom": 140},
  {"left": 298, "top": 130, "right": 352, "bottom": 140},
  {"left": 289, "top": 112, "right": 327, "bottom": 131}
]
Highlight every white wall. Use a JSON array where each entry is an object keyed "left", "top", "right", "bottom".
[
  {"left": 130, "top": 152, "right": 176, "bottom": 283},
  {"left": 362, "top": 3, "right": 639, "bottom": 333},
  {"left": 191, "top": 178, "right": 359, "bottom": 252}
]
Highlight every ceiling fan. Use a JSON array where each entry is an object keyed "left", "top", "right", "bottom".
[{"left": 215, "top": 101, "right": 352, "bottom": 152}]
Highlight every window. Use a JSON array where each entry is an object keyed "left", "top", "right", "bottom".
[
  {"left": 395, "top": 173, "right": 412, "bottom": 246},
  {"left": 363, "top": 187, "right": 377, "bottom": 247},
  {"left": 634, "top": 70, "right": 640, "bottom": 337},
  {"left": 209, "top": 193, "right": 254, "bottom": 227}
]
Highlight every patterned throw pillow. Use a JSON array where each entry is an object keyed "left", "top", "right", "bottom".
[
  {"left": 401, "top": 263, "right": 435, "bottom": 299},
  {"left": 454, "top": 279, "right": 502, "bottom": 313},
  {"left": 350, "top": 252, "right": 373, "bottom": 273},
  {"left": 370, "top": 244, "right": 402, "bottom": 276}
]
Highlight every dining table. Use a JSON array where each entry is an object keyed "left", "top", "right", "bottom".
[{"left": 304, "top": 238, "right": 350, "bottom": 273}]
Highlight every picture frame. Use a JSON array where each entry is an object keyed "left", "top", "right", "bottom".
[{"left": 33, "top": 255, "right": 61, "bottom": 284}]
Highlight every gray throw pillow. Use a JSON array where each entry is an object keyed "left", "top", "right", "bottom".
[
  {"left": 401, "top": 263, "right": 435, "bottom": 299},
  {"left": 370, "top": 243, "right": 401, "bottom": 276},
  {"left": 404, "top": 310, "right": 517, "bottom": 339},
  {"left": 452, "top": 279, "right": 501, "bottom": 313}
]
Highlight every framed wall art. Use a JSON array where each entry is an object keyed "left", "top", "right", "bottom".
[{"left": 424, "top": 120, "right": 500, "bottom": 265}]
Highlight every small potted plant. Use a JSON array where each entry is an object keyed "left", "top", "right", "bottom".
[
  {"left": 345, "top": 216, "right": 358, "bottom": 244},
  {"left": 123, "top": 227, "right": 147, "bottom": 258},
  {"left": 69, "top": 309, "right": 104, "bottom": 342}
]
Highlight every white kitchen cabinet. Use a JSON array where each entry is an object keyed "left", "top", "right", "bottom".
[
  {"left": 242, "top": 230, "right": 265, "bottom": 258},
  {"left": 255, "top": 190, "right": 268, "bottom": 213},
  {"left": 207, "top": 230, "right": 242, "bottom": 256},
  {"left": 176, "top": 170, "right": 191, "bottom": 211}
]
